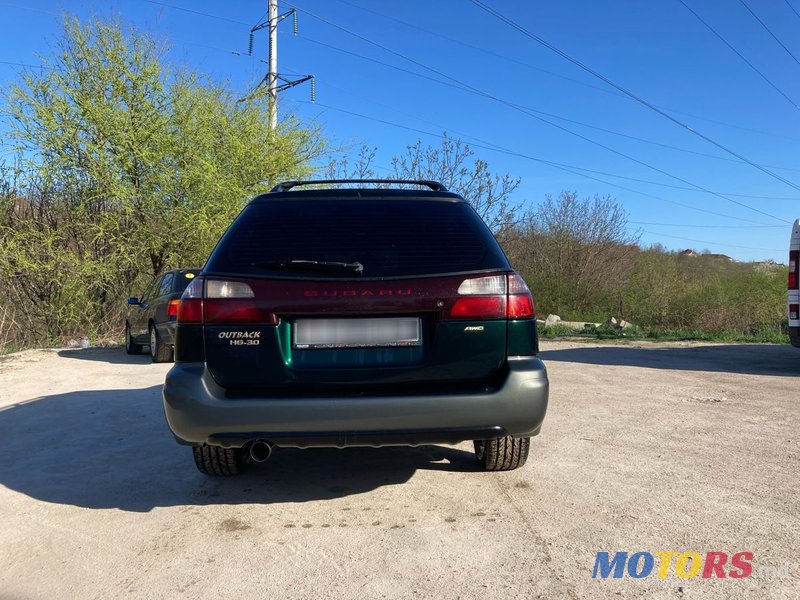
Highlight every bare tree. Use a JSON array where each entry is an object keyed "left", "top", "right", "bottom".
[
  {"left": 390, "top": 136, "right": 520, "bottom": 231},
  {"left": 325, "top": 135, "right": 520, "bottom": 231},
  {"left": 509, "top": 191, "right": 640, "bottom": 315},
  {"left": 325, "top": 145, "right": 379, "bottom": 180}
]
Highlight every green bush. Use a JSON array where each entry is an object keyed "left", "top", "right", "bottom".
[{"left": 525, "top": 241, "right": 787, "bottom": 342}]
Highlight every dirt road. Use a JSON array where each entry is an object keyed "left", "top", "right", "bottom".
[{"left": 0, "top": 341, "right": 797, "bottom": 599}]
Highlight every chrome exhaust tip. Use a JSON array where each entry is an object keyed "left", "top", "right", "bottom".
[{"left": 249, "top": 440, "right": 273, "bottom": 463}]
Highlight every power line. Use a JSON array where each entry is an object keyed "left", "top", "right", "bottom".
[
  {"left": 294, "top": 66, "right": 800, "bottom": 202},
  {"left": 500, "top": 97, "right": 800, "bottom": 173},
  {"left": 470, "top": 0, "right": 800, "bottom": 196},
  {"left": 293, "top": 30, "right": 800, "bottom": 175},
  {"left": 330, "top": 0, "right": 632, "bottom": 101},
  {"left": 631, "top": 221, "right": 784, "bottom": 229},
  {"left": 288, "top": 63, "right": 529, "bottom": 156},
  {"left": 724, "top": 192, "right": 800, "bottom": 201},
  {"left": 293, "top": 69, "right": 701, "bottom": 193},
  {"left": 738, "top": 0, "right": 800, "bottom": 68},
  {"left": 662, "top": 106, "right": 800, "bottom": 142},
  {"left": 289, "top": 31, "right": 800, "bottom": 176},
  {"left": 301, "top": 98, "right": 784, "bottom": 251},
  {"left": 329, "top": 0, "right": 800, "bottom": 142},
  {"left": 328, "top": 2, "right": 800, "bottom": 144},
  {"left": 290, "top": 4, "right": 790, "bottom": 224},
  {"left": 0, "top": 1, "right": 58, "bottom": 17},
  {"left": 785, "top": 0, "right": 800, "bottom": 20},
  {"left": 217, "top": 0, "right": 800, "bottom": 156},
  {"left": 299, "top": 75, "right": 716, "bottom": 196},
  {"left": 0, "top": 60, "right": 43, "bottom": 69},
  {"left": 297, "top": 99, "right": 771, "bottom": 225},
  {"left": 1, "top": 1, "right": 251, "bottom": 57},
  {"left": 640, "top": 230, "right": 783, "bottom": 252},
  {"left": 676, "top": 0, "right": 799, "bottom": 109},
  {"left": 337, "top": 0, "right": 793, "bottom": 140},
  {"left": 170, "top": 38, "right": 246, "bottom": 56},
  {"left": 140, "top": 0, "right": 249, "bottom": 25},
  {"left": 130, "top": 0, "right": 800, "bottom": 141},
  {"left": 291, "top": 66, "right": 742, "bottom": 202},
  {"left": 298, "top": 8, "right": 792, "bottom": 221}
]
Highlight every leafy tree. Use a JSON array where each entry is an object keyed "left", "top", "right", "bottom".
[{"left": 0, "top": 17, "right": 323, "bottom": 345}]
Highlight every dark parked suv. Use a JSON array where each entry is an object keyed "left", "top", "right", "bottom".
[
  {"left": 163, "top": 180, "right": 549, "bottom": 475},
  {"left": 126, "top": 269, "right": 201, "bottom": 362}
]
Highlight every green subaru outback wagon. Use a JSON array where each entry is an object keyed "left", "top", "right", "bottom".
[{"left": 162, "top": 180, "right": 549, "bottom": 475}]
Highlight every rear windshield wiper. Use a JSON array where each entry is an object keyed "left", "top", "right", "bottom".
[{"left": 251, "top": 260, "right": 364, "bottom": 274}]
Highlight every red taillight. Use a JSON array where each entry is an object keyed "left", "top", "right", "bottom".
[
  {"left": 508, "top": 294, "right": 534, "bottom": 318},
  {"left": 445, "top": 272, "right": 535, "bottom": 320},
  {"left": 790, "top": 251, "right": 799, "bottom": 290},
  {"left": 790, "top": 304, "right": 799, "bottom": 321},
  {"left": 177, "top": 278, "right": 204, "bottom": 323},
  {"left": 507, "top": 272, "right": 535, "bottom": 319},
  {"left": 167, "top": 299, "right": 180, "bottom": 317},
  {"left": 204, "top": 299, "right": 278, "bottom": 324},
  {"left": 176, "top": 277, "right": 278, "bottom": 324},
  {"left": 177, "top": 299, "right": 203, "bottom": 323},
  {"left": 450, "top": 296, "right": 506, "bottom": 319}
]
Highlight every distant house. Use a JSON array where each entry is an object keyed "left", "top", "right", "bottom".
[{"left": 679, "top": 248, "right": 733, "bottom": 262}]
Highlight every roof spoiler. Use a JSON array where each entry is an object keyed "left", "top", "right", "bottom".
[{"left": 270, "top": 179, "right": 448, "bottom": 193}]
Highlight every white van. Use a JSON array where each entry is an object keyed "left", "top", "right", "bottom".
[{"left": 790, "top": 219, "right": 800, "bottom": 347}]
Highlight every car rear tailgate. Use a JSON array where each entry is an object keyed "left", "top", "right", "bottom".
[{"left": 203, "top": 274, "right": 509, "bottom": 390}]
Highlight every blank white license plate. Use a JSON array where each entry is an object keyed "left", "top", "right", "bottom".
[{"left": 293, "top": 318, "right": 422, "bottom": 349}]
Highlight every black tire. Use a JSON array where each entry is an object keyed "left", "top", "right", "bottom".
[
  {"left": 192, "top": 445, "right": 250, "bottom": 476},
  {"left": 474, "top": 436, "right": 530, "bottom": 471},
  {"left": 149, "top": 324, "right": 173, "bottom": 363},
  {"left": 125, "top": 322, "right": 143, "bottom": 355}
]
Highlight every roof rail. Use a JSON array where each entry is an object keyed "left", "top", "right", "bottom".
[{"left": 270, "top": 179, "right": 448, "bottom": 193}]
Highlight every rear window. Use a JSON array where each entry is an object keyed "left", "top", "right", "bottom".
[{"left": 205, "top": 199, "right": 509, "bottom": 278}]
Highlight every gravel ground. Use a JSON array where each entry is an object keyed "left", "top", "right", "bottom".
[{"left": 0, "top": 341, "right": 797, "bottom": 599}]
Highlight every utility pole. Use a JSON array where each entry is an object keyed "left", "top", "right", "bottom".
[
  {"left": 243, "top": 1, "right": 315, "bottom": 131},
  {"left": 267, "top": 0, "right": 278, "bottom": 131}
]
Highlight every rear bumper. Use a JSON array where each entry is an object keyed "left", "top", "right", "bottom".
[
  {"left": 790, "top": 326, "right": 800, "bottom": 348},
  {"left": 162, "top": 357, "right": 549, "bottom": 448}
]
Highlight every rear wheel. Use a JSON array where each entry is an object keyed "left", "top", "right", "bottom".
[
  {"left": 149, "top": 325, "right": 173, "bottom": 363},
  {"left": 125, "top": 322, "right": 143, "bottom": 355},
  {"left": 192, "top": 445, "right": 250, "bottom": 476},
  {"left": 474, "top": 436, "right": 530, "bottom": 471}
]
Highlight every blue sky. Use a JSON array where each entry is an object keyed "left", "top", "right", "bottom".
[{"left": 1, "top": 0, "right": 799, "bottom": 262}]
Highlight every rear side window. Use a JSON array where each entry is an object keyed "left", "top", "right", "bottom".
[
  {"left": 176, "top": 271, "right": 199, "bottom": 292},
  {"left": 158, "top": 273, "right": 174, "bottom": 297},
  {"left": 205, "top": 199, "right": 510, "bottom": 278}
]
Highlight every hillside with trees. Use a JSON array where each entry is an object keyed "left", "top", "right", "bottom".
[{"left": 0, "top": 18, "right": 789, "bottom": 352}]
